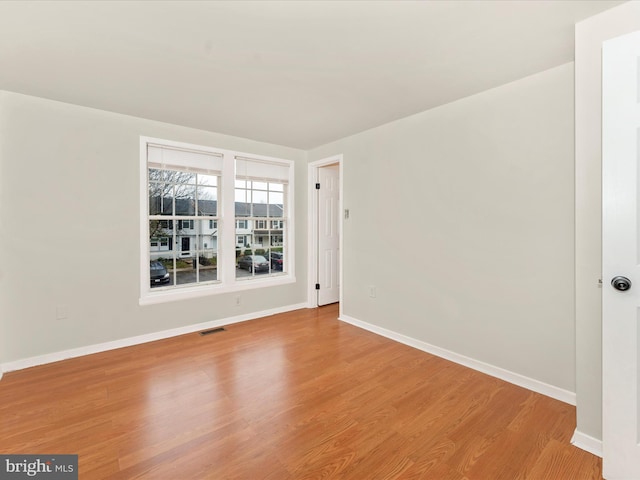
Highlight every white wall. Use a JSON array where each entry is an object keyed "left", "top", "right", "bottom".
[
  {"left": 309, "top": 63, "right": 576, "bottom": 394},
  {"left": 575, "top": 0, "right": 640, "bottom": 444},
  {"left": 0, "top": 91, "right": 307, "bottom": 366}
]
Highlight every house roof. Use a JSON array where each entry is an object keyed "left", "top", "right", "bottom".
[{"left": 150, "top": 197, "right": 284, "bottom": 218}]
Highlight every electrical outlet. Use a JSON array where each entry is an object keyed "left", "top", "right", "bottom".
[
  {"left": 369, "top": 286, "right": 376, "bottom": 298},
  {"left": 56, "top": 305, "right": 68, "bottom": 320},
  {"left": 235, "top": 295, "right": 241, "bottom": 306}
]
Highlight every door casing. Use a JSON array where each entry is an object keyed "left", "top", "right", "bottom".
[{"left": 307, "top": 155, "right": 343, "bottom": 311}]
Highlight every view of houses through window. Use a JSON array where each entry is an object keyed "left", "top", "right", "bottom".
[
  {"left": 234, "top": 177, "right": 286, "bottom": 279},
  {"left": 145, "top": 140, "right": 292, "bottom": 295},
  {"left": 148, "top": 166, "right": 219, "bottom": 287}
]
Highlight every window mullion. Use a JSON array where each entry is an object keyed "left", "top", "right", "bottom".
[{"left": 221, "top": 152, "right": 237, "bottom": 286}]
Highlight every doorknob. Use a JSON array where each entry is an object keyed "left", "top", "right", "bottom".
[{"left": 611, "top": 276, "right": 632, "bottom": 291}]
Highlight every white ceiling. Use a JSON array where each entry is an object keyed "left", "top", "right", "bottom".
[{"left": 0, "top": 0, "right": 623, "bottom": 149}]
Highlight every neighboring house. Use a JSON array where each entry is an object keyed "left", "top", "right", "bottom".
[
  {"left": 149, "top": 198, "right": 284, "bottom": 260},
  {"left": 235, "top": 203, "right": 285, "bottom": 250}
]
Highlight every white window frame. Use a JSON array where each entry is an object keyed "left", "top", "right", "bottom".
[{"left": 140, "top": 136, "right": 295, "bottom": 305}]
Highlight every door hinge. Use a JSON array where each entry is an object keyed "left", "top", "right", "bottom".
[
  {"left": 315, "top": 183, "right": 320, "bottom": 189},
  {"left": 315, "top": 283, "right": 320, "bottom": 290}
]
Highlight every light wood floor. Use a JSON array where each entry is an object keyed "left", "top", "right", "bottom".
[{"left": 0, "top": 304, "right": 601, "bottom": 479}]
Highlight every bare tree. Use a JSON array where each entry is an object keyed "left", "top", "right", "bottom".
[
  {"left": 148, "top": 169, "right": 196, "bottom": 213},
  {"left": 148, "top": 169, "right": 198, "bottom": 242}
]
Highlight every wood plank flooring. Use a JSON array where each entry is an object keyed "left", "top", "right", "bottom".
[{"left": 0, "top": 304, "right": 601, "bottom": 479}]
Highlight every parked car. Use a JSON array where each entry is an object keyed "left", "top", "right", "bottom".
[
  {"left": 270, "top": 251, "right": 284, "bottom": 270},
  {"left": 237, "top": 255, "right": 269, "bottom": 273},
  {"left": 150, "top": 260, "right": 170, "bottom": 285}
]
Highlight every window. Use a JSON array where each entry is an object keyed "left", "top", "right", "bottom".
[
  {"left": 150, "top": 237, "right": 170, "bottom": 251},
  {"left": 147, "top": 144, "right": 220, "bottom": 290},
  {"left": 234, "top": 157, "right": 290, "bottom": 280},
  {"left": 177, "top": 219, "right": 194, "bottom": 230},
  {"left": 141, "top": 137, "right": 294, "bottom": 303}
]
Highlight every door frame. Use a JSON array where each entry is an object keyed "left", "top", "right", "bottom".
[{"left": 307, "top": 154, "right": 343, "bottom": 311}]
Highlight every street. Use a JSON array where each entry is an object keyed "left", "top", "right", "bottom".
[{"left": 151, "top": 266, "right": 273, "bottom": 288}]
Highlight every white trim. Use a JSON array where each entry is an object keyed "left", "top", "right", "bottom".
[
  {"left": 139, "top": 275, "right": 296, "bottom": 306},
  {"left": 307, "top": 155, "right": 343, "bottom": 313},
  {"left": 571, "top": 429, "right": 603, "bottom": 458},
  {"left": 1, "top": 303, "right": 307, "bottom": 374},
  {"left": 339, "top": 314, "right": 577, "bottom": 406},
  {"left": 139, "top": 138, "right": 149, "bottom": 299}
]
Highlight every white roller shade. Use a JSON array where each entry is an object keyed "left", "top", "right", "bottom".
[
  {"left": 235, "top": 156, "right": 290, "bottom": 183},
  {"left": 148, "top": 144, "right": 223, "bottom": 173}
]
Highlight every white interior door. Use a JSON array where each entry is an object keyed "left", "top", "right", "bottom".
[
  {"left": 317, "top": 164, "right": 340, "bottom": 306},
  {"left": 603, "top": 29, "right": 640, "bottom": 480}
]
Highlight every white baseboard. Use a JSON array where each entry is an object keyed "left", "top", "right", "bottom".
[
  {"left": 571, "top": 430, "right": 603, "bottom": 458},
  {"left": 339, "top": 314, "right": 577, "bottom": 406},
  {"left": 1, "top": 302, "right": 308, "bottom": 375}
]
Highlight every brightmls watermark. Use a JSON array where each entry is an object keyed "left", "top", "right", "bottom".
[{"left": 0, "top": 456, "right": 77, "bottom": 479}]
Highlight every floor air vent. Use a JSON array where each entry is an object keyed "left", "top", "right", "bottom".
[{"left": 199, "top": 327, "right": 226, "bottom": 336}]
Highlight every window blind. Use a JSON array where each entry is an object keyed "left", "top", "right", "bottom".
[
  {"left": 148, "top": 144, "right": 223, "bottom": 173},
  {"left": 235, "top": 156, "right": 289, "bottom": 183}
]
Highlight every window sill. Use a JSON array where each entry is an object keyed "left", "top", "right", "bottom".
[{"left": 139, "top": 274, "right": 296, "bottom": 306}]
